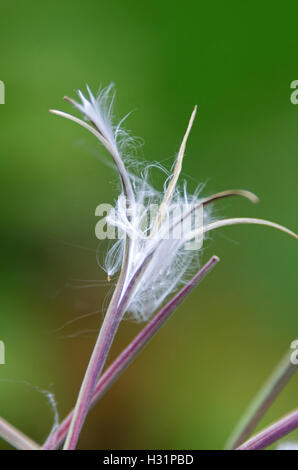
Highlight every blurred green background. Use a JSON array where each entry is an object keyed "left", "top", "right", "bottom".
[{"left": 0, "top": 0, "right": 297, "bottom": 450}]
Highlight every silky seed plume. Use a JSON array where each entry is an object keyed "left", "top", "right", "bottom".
[{"left": 50, "top": 84, "right": 298, "bottom": 321}]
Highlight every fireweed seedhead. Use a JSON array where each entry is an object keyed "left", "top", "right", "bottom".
[{"left": 50, "top": 85, "right": 297, "bottom": 322}]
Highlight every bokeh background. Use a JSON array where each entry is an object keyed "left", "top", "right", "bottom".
[{"left": 0, "top": 0, "right": 297, "bottom": 450}]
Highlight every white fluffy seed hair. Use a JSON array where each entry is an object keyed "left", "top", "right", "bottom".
[
  {"left": 50, "top": 84, "right": 298, "bottom": 322},
  {"left": 54, "top": 85, "right": 210, "bottom": 321},
  {"left": 74, "top": 86, "right": 208, "bottom": 320},
  {"left": 73, "top": 85, "right": 134, "bottom": 158},
  {"left": 106, "top": 179, "right": 210, "bottom": 321}
]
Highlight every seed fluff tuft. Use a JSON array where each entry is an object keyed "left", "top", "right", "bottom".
[{"left": 50, "top": 85, "right": 298, "bottom": 322}]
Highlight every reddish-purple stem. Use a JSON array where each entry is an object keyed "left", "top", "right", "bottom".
[
  {"left": 62, "top": 249, "right": 146, "bottom": 449},
  {"left": 44, "top": 255, "right": 219, "bottom": 449},
  {"left": 237, "top": 409, "right": 298, "bottom": 450}
]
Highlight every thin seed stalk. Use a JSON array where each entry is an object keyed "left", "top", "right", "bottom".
[
  {"left": 237, "top": 409, "right": 298, "bottom": 450},
  {"left": 63, "top": 244, "right": 130, "bottom": 449},
  {"left": 0, "top": 417, "right": 40, "bottom": 450},
  {"left": 63, "top": 242, "right": 156, "bottom": 449},
  {"left": 226, "top": 348, "right": 298, "bottom": 449},
  {"left": 44, "top": 256, "right": 219, "bottom": 449}
]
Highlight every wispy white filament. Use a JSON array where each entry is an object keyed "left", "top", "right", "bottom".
[{"left": 50, "top": 84, "right": 298, "bottom": 322}]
